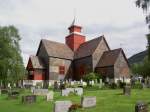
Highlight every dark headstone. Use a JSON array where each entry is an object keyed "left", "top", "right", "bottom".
[
  {"left": 22, "top": 95, "right": 36, "bottom": 104},
  {"left": 1, "top": 89, "right": 8, "bottom": 94},
  {"left": 123, "top": 85, "right": 131, "bottom": 96},
  {"left": 135, "top": 101, "right": 148, "bottom": 112},
  {"left": 54, "top": 81, "right": 59, "bottom": 90},
  {"left": 8, "top": 91, "right": 19, "bottom": 99}
]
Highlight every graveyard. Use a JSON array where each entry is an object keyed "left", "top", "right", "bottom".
[{"left": 0, "top": 86, "right": 150, "bottom": 112}]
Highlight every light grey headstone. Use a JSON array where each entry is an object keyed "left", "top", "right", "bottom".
[
  {"left": 54, "top": 101, "right": 72, "bottom": 112},
  {"left": 74, "top": 88, "right": 83, "bottom": 96},
  {"left": 33, "top": 89, "right": 49, "bottom": 96},
  {"left": 66, "top": 88, "right": 74, "bottom": 93},
  {"left": 61, "top": 89, "right": 69, "bottom": 96},
  {"left": 31, "top": 86, "right": 35, "bottom": 93},
  {"left": 81, "top": 96, "right": 96, "bottom": 108},
  {"left": 46, "top": 91, "right": 54, "bottom": 101}
]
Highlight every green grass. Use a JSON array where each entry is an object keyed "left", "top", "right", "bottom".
[{"left": 0, "top": 89, "right": 150, "bottom": 112}]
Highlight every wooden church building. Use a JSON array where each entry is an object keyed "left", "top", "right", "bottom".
[{"left": 26, "top": 19, "right": 130, "bottom": 83}]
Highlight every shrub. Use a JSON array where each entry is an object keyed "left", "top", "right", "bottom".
[
  {"left": 83, "top": 72, "right": 100, "bottom": 86},
  {"left": 118, "top": 81, "right": 126, "bottom": 88},
  {"left": 69, "top": 104, "right": 82, "bottom": 112},
  {"left": 109, "top": 83, "right": 117, "bottom": 89},
  {"left": 132, "top": 82, "right": 143, "bottom": 89}
]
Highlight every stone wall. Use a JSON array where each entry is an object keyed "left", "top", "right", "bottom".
[
  {"left": 73, "top": 56, "right": 93, "bottom": 80},
  {"left": 92, "top": 38, "right": 109, "bottom": 70},
  {"left": 114, "top": 52, "right": 130, "bottom": 79},
  {"left": 49, "top": 57, "right": 72, "bottom": 80}
]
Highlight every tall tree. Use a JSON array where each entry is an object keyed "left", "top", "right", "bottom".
[
  {"left": 0, "top": 26, "right": 25, "bottom": 88},
  {"left": 136, "top": 0, "right": 150, "bottom": 61}
]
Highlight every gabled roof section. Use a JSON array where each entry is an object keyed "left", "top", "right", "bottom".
[
  {"left": 74, "top": 36, "right": 103, "bottom": 59},
  {"left": 41, "top": 39, "right": 74, "bottom": 60},
  {"left": 27, "top": 56, "right": 45, "bottom": 69},
  {"left": 97, "top": 48, "right": 122, "bottom": 67}
]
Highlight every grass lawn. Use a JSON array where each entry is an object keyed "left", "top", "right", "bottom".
[{"left": 0, "top": 89, "right": 150, "bottom": 112}]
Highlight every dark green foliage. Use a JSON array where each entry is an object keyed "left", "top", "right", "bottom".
[
  {"left": 146, "top": 34, "right": 150, "bottom": 61},
  {"left": 109, "top": 83, "right": 117, "bottom": 89},
  {"left": 0, "top": 25, "right": 25, "bottom": 88},
  {"left": 69, "top": 104, "right": 82, "bottom": 112},
  {"left": 117, "top": 80, "right": 126, "bottom": 88},
  {"left": 131, "top": 57, "right": 150, "bottom": 77},
  {"left": 136, "top": 0, "right": 150, "bottom": 60},
  {"left": 83, "top": 72, "right": 101, "bottom": 84},
  {"left": 132, "top": 81, "right": 143, "bottom": 89}
]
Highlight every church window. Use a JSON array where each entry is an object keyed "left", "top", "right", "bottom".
[{"left": 59, "top": 66, "right": 65, "bottom": 74}]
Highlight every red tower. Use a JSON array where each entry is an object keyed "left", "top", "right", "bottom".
[{"left": 65, "top": 19, "right": 85, "bottom": 51}]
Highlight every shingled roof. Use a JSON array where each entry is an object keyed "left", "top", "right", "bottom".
[
  {"left": 74, "top": 36, "right": 103, "bottom": 59},
  {"left": 41, "top": 39, "right": 74, "bottom": 60},
  {"left": 30, "top": 56, "right": 45, "bottom": 69},
  {"left": 97, "top": 48, "right": 122, "bottom": 67}
]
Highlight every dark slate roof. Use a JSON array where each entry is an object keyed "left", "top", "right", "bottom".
[
  {"left": 30, "top": 56, "right": 45, "bottom": 69},
  {"left": 42, "top": 39, "right": 74, "bottom": 60},
  {"left": 74, "top": 36, "right": 103, "bottom": 59},
  {"left": 97, "top": 48, "right": 122, "bottom": 67}
]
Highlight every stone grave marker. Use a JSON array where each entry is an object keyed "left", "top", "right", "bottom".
[
  {"left": 54, "top": 101, "right": 72, "bottom": 112},
  {"left": 22, "top": 95, "right": 36, "bottom": 104},
  {"left": 123, "top": 85, "right": 131, "bottom": 96},
  {"left": 61, "top": 89, "right": 69, "bottom": 96},
  {"left": 74, "top": 88, "right": 83, "bottom": 96},
  {"left": 33, "top": 89, "right": 49, "bottom": 96},
  {"left": 66, "top": 88, "right": 74, "bottom": 93},
  {"left": 8, "top": 91, "right": 19, "bottom": 99},
  {"left": 54, "top": 81, "right": 59, "bottom": 90},
  {"left": 81, "top": 96, "right": 96, "bottom": 108},
  {"left": 135, "top": 101, "right": 148, "bottom": 112},
  {"left": 46, "top": 91, "right": 54, "bottom": 101},
  {"left": 31, "top": 86, "right": 35, "bottom": 93}
]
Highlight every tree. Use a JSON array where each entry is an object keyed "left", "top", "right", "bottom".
[
  {"left": 131, "top": 57, "right": 150, "bottom": 77},
  {"left": 136, "top": 0, "right": 150, "bottom": 61},
  {"left": 0, "top": 26, "right": 25, "bottom": 88},
  {"left": 83, "top": 72, "right": 101, "bottom": 85}
]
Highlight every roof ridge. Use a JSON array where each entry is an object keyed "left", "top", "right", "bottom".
[
  {"left": 79, "top": 36, "right": 103, "bottom": 47},
  {"left": 41, "top": 39, "right": 66, "bottom": 46}
]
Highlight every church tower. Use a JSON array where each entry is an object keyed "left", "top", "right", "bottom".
[{"left": 65, "top": 19, "right": 85, "bottom": 51}]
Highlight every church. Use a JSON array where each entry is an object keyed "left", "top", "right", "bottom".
[{"left": 26, "top": 19, "right": 130, "bottom": 83}]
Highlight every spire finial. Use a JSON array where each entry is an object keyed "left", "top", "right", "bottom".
[{"left": 71, "top": 8, "right": 76, "bottom": 26}]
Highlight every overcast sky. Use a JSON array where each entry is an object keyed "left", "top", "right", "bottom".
[{"left": 0, "top": 0, "right": 148, "bottom": 66}]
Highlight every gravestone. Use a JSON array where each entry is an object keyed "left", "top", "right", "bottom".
[
  {"left": 61, "top": 89, "right": 69, "bottom": 96},
  {"left": 54, "top": 101, "right": 72, "bottom": 112},
  {"left": 54, "top": 81, "right": 59, "bottom": 90},
  {"left": 46, "top": 91, "right": 54, "bottom": 101},
  {"left": 74, "top": 88, "right": 83, "bottom": 96},
  {"left": 123, "top": 85, "right": 131, "bottom": 96},
  {"left": 66, "top": 88, "right": 74, "bottom": 93},
  {"left": 1, "top": 89, "right": 8, "bottom": 94},
  {"left": 81, "top": 96, "right": 96, "bottom": 108},
  {"left": 31, "top": 86, "right": 35, "bottom": 93},
  {"left": 22, "top": 95, "right": 36, "bottom": 104},
  {"left": 33, "top": 89, "right": 49, "bottom": 96},
  {"left": 8, "top": 91, "right": 19, "bottom": 99},
  {"left": 135, "top": 101, "right": 148, "bottom": 112}
]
